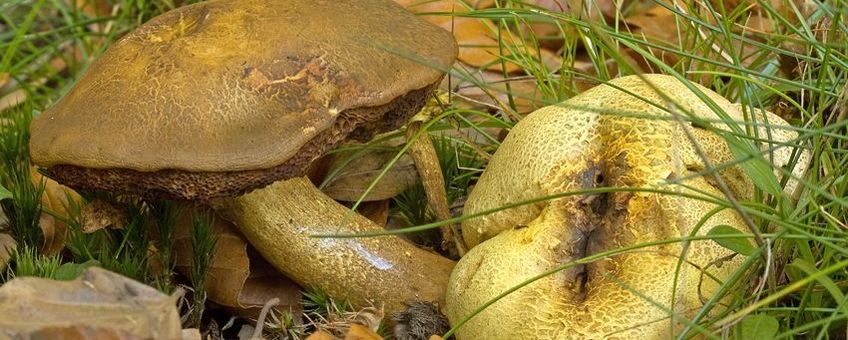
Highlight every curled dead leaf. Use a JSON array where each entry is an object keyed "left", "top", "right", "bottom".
[
  {"left": 396, "top": 0, "right": 555, "bottom": 73},
  {"left": 27, "top": 326, "right": 141, "bottom": 340},
  {"left": 31, "top": 167, "right": 83, "bottom": 255},
  {"left": 0, "top": 267, "right": 182, "bottom": 339},
  {"left": 65, "top": 0, "right": 113, "bottom": 16},
  {"left": 182, "top": 328, "right": 202, "bottom": 340},
  {"left": 81, "top": 198, "right": 127, "bottom": 233},
  {"left": 344, "top": 324, "right": 383, "bottom": 340},
  {"left": 0, "top": 233, "right": 16, "bottom": 269},
  {"left": 356, "top": 200, "right": 390, "bottom": 227},
  {"left": 452, "top": 68, "right": 548, "bottom": 113},
  {"left": 0, "top": 88, "right": 26, "bottom": 113},
  {"left": 322, "top": 150, "right": 418, "bottom": 202},
  {"left": 174, "top": 213, "right": 302, "bottom": 318},
  {"left": 306, "top": 330, "right": 335, "bottom": 340}
]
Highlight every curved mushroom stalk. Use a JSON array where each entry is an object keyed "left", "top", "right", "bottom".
[
  {"left": 214, "top": 177, "right": 455, "bottom": 315},
  {"left": 446, "top": 75, "right": 810, "bottom": 339}
]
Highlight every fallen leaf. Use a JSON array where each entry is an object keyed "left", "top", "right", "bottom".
[
  {"left": 429, "top": 336, "right": 447, "bottom": 340},
  {"left": 396, "top": 0, "right": 554, "bottom": 73},
  {"left": 521, "top": 0, "right": 628, "bottom": 50},
  {"left": 344, "top": 324, "right": 383, "bottom": 340},
  {"left": 351, "top": 307, "right": 384, "bottom": 333},
  {"left": 32, "top": 168, "right": 84, "bottom": 255},
  {"left": 0, "top": 233, "right": 16, "bottom": 269},
  {"left": 65, "top": 0, "right": 113, "bottom": 16},
  {"left": 306, "top": 330, "right": 335, "bottom": 340},
  {"left": 622, "top": 3, "right": 683, "bottom": 68},
  {"left": 235, "top": 250, "right": 303, "bottom": 319},
  {"left": 356, "top": 200, "right": 390, "bottom": 227},
  {"left": 452, "top": 67, "right": 548, "bottom": 113},
  {"left": 322, "top": 150, "right": 418, "bottom": 202},
  {"left": 0, "top": 267, "right": 182, "bottom": 339},
  {"left": 0, "top": 88, "right": 26, "bottom": 112},
  {"left": 27, "top": 326, "right": 141, "bottom": 340},
  {"left": 81, "top": 198, "right": 127, "bottom": 233},
  {"left": 182, "top": 328, "right": 202, "bottom": 340},
  {"left": 236, "top": 324, "right": 256, "bottom": 339},
  {"left": 174, "top": 213, "right": 302, "bottom": 317}
]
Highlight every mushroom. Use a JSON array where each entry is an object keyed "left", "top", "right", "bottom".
[
  {"left": 445, "top": 74, "right": 809, "bottom": 339},
  {"left": 30, "top": 0, "right": 456, "bottom": 201},
  {"left": 29, "top": 0, "right": 457, "bottom": 315}
]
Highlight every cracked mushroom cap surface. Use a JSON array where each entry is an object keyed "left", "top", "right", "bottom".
[
  {"left": 30, "top": 0, "right": 456, "bottom": 200},
  {"left": 445, "top": 74, "right": 809, "bottom": 339}
]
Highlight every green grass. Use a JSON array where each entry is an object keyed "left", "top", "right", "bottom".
[
  {"left": 187, "top": 209, "right": 216, "bottom": 328},
  {"left": 1, "top": 0, "right": 847, "bottom": 338},
  {"left": 0, "top": 104, "right": 43, "bottom": 250}
]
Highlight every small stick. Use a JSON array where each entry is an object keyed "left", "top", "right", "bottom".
[{"left": 406, "top": 120, "right": 468, "bottom": 257}]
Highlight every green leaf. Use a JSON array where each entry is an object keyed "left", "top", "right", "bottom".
[
  {"left": 707, "top": 225, "right": 757, "bottom": 256},
  {"left": 0, "top": 184, "right": 11, "bottom": 201},
  {"left": 723, "top": 134, "right": 782, "bottom": 197},
  {"left": 55, "top": 260, "right": 101, "bottom": 281},
  {"left": 736, "top": 314, "right": 779, "bottom": 340}
]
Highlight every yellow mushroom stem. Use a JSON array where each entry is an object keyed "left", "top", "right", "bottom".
[{"left": 214, "top": 177, "right": 455, "bottom": 315}]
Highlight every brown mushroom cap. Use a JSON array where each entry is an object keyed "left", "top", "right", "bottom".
[
  {"left": 30, "top": 0, "right": 456, "bottom": 200},
  {"left": 445, "top": 75, "right": 810, "bottom": 339}
]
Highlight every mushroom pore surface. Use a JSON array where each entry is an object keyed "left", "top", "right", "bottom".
[
  {"left": 29, "top": 0, "right": 456, "bottom": 200},
  {"left": 445, "top": 74, "right": 809, "bottom": 339}
]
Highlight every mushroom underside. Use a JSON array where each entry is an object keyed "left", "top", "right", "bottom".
[{"left": 43, "top": 83, "right": 436, "bottom": 200}]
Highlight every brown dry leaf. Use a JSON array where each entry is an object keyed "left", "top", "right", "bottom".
[
  {"left": 305, "top": 306, "right": 385, "bottom": 339},
  {"left": 0, "top": 88, "right": 26, "bottom": 112},
  {"left": 350, "top": 307, "right": 384, "bottom": 333},
  {"left": 27, "top": 326, "right": 141, "bottom": 340},
  {"left": 624, "top": 0, "right": 817, "bottom": 77},
  {"left": 0, "top": 267, "right": 182, "bottom": 338},
  {"left": 306, "top": 330, "right": 335, "bottom": 340},
  {"left": 174, "top": 213, "right": 302, "bottom": 315},
  {"left": 522, "top": 0, "right": 627, "bottom": 50},
  {"left": 622, "top": 3, "right": 683, "bottom": 68},
  {"left": 66, "top": 0, "right": 113, "bottom": 16},
  {"left": 0, "top": 72, "right": 9, "bottom": 88},
  {"left": 234, "top": 250, "right": 303, "bottom": 319},
  {"left": 429, "top": 336, "right": 447, "bottom": 340},
  {"left": 322, "top": 150, "right": 418, "bottom": 202},
  {"left": 452, "top": 68, "right": 547, "bottom": 113},
  {"left": 81, "top": 198, "right": 127, "bottom": 233},
  {"left": 32, "top": 167, "right": 83, "bottom": 255},
  {"left": 356, "top": 200, "right": 390, "bottom": 227},
  {"left": 712, "top": 0, "right": 816, "bottom": 22},
  {"left": 181, "top": 328, "right": 202, "bottom": 340},
  {"left": 396, "top": 0, "right": 553, "bottom": 73},
  {"left": 0, "top": 233, "right": 16, "bottom": 269},
  {"left": 344, "top": 324, "right": 383, "bottom": 340}
]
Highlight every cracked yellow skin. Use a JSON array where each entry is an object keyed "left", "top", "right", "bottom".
[{"left": 446, "top": 75, "right": 809, "bottom": 339}]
